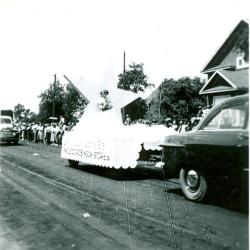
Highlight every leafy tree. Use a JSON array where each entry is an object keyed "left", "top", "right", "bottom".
[
  {"left": 160, "top": 77, "right": 206, "bottom": 130},
  {"left": 117, "top": 62, "right": 154, "bottom": 121},
  {"left": 37, "top": 81, "right": 87, "bottom": 124},
  {"left": 122, "top": 98, "right": 148, "bottom": 122},
  {"left": 62, "top": 84, "right": 87, "bottom": 124},
  {"left": 117, "top": 62, "right": 154, "bottom": 93},
  {"left": 14, "top": 104, "right": 26, "bottom": 122},
  {"left": 14, "top": 104, "right": 37, "bottom": 123},
  {"left": 26, "top": 112, "right": 37, "bottom": 123},
  {"left": 37, "top": 81, "right": 65, "bottom": 122}
]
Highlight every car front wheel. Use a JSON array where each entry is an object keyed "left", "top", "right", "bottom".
[{"left": 179, "top": 168, "right": 207, "bottom": 202}]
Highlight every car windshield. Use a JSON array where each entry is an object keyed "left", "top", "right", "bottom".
[
  {"left": 202, "top": 104, "right": 247, "bottom": 130},
  {"left": 0, "top": 117, "right": 12, "bottom": 124}
]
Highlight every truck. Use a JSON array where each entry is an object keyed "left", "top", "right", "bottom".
[
  {"left": 0, "top": 110, "right": 19, "bottom": 145},
  {"left": 0, "top": 109, "right": 14, "bottom": 120}
]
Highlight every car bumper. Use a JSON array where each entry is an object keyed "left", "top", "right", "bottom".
[{"left": 0, "top": 131, "right": 19, "bottom": 142}]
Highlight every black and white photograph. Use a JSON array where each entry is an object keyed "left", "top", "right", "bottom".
[{"left": 0, "top": 0, "right": 249, "bottom": 249}]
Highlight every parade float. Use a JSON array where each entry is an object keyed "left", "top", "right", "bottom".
[{"left": 61, "top": 75, "right": 177, "bottom": 169}]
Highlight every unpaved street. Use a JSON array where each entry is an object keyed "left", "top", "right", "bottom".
[{"left": 0, "top": 142, "right": 248, "bottom": 250}]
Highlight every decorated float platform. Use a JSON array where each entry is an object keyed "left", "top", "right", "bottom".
[{"left": 61, "top": 75, "right": 177, "bottom": 169}]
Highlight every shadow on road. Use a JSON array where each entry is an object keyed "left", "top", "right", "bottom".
[
  {"left": 72, "top": 163, "right": 248, "bottom": 214},
  {"left": 168, "top": 188, "right": 248, "bottom": 214},
  {"left": 0, "top": 142, "right": 22, "bottom": 146},
  {"left": 206, "top": 189, "right": 248, "bottom": 214},
  {"left": 76, "top": 163, "right": 165, "bottom": 181}
]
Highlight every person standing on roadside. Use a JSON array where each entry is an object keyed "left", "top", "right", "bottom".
[
  {"left": 124, "top": 114, "right": 131, "bottom": 125},
  {"left": 50, "top": 123, "right": 56, "bottom": 146},
  {"left": 26, "top": 123, "right": 32, "bottom": 141},
  {"left": 44, "top": 124, "right": 51, "bottom": 144},
  {"left": 21, "top": 123, "right": 26, "bottom": 141},
  {"left": 38, "top": 123, "right": 44, "bottom": 143},
  {"left": 32, "top": 123, "right": 38, "bottom": 143}
]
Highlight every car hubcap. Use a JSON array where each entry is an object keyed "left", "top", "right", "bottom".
[{"left": 187, "top": 170, "right": 199, "bottom": 188}]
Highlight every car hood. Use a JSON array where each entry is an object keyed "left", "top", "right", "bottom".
[
  {"left": 161, "top": 130, "right": 197, "bottom": 147},
  {"left": 0, "top": 124, "right": 13, "bottom": 130}
]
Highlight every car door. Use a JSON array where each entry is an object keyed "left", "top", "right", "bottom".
[{"left": 189, "top": 100, "right": 248, "bottom": 175}]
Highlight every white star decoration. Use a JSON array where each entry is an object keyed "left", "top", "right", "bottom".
[
  {"left": 64, "top": 75, "right": 142, "bottom": 119},
  {"left": 61, "top": 74, "right": 144, "bottom": 168},
  {"left": 61, "top": 75, "right": 175, "bottom": 169}
]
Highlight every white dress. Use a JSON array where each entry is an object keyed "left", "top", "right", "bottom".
[
  {"left": 61, "top": 76, "right": 177, "bottom": 168},
  {"left": 61, "top": 104, "right": 176, "bottom": 168}
]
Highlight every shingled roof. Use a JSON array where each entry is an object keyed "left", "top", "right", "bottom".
[
  {"left": 200, "top": 68, "right": 249, "bottom": 94},
  {"left": 201, "top": 20, "right": 249, "bottom": 73}
]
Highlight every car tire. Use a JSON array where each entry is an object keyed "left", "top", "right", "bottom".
[
  {"left": 179, "top": 168, "right": 207, "bottom": 202},
  {"left": 68, "top": 159, "right": 79, "bottom": 168}
]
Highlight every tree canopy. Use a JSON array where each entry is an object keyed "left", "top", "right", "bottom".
[
  {"left": 117, "top": 62, "right": 154, "bottom": 122},
  {"left": 160, "top": 77, "right": 206, "bottom": 130},
  {"left": 117, "top": 62, "right": 154, "bottom": 93},
  {"left": 37, "top": 81, "right": 65, "bottom": 122},
  {"left": 62, "top": 84, "right": 87, "bottom": 124},
  {"left": 37, "top": 81, "right": 86, "bottom": 124},
  {"left": 14, "top": 104, "right": 37, "bottom": 123}
]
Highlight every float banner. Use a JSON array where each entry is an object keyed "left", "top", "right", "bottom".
[{"left": 61, "top": 138, "right": 140, "bottom": 169}]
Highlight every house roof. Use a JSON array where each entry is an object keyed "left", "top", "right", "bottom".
[
  {"left": 201, "top": 20, "right": 249, "bottom": 73},
  {"left": 219, "top": 68, "right": 249, "bottom": 89},
  {"left": 200, "top": 68, "right": 249, "bottom": 94}
]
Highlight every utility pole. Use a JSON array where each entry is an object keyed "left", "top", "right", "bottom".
[
  {"left": 122, "top": 51, "right": 126, "bottom": 122},
  {"left": 53, "top": 74, "right": 56, "bottom": 117},
  {"left": 123, "top": 51, "right": 126, "bottom": 89},
  {"left": 158, "top": 83, "right": 162, "bottom": 122}
]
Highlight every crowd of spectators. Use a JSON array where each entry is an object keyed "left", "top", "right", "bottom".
[
  {"left": 13, "top": 120, "right": 74, "bottom": 146},
  {"left": 12, "top": 110, "right": 205, "bottom": 146}
]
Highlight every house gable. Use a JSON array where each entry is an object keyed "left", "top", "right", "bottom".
[
  {"left": 200, "top": 68, "right": 249, "bottom": 95},
  {"left": 200, "top": 71, "right": 236, "bottom": 94},
  {"left": 201, "top": 20, "right": 249, "bottom": 73},
  {"left": 200, "top": 19, "right": 249, "bottom": 107}
]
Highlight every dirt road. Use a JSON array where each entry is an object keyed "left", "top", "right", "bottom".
[{"left": 0, "top": 142, "right": 248, "bottom": 250}]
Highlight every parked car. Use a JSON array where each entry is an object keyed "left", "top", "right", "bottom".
[
  {"left": 160, "top": 94, "right": 248, "bottom": 202},
  {"left": 0, "top": 116, "right": 19, "bottom": 145}
]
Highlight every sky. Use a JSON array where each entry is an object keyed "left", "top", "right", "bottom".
[{"left": 0, "top": 0, "right": 249, "bottom": 113}]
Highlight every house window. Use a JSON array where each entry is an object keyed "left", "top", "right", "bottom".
[
  {"left": 213, "top": 95, "right": 230, "bottom": 105},
  {"left": 236, "top": 53, "right": 249, "bottom": 69}
]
